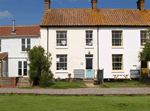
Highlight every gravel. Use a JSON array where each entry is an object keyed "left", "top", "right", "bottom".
[{"left": 1, "top": 88, "right": 150, "bottom": 96}]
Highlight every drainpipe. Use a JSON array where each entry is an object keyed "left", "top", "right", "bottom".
[
  {"left": 97, "top": 27, "right": 99, "bottom": 71},
  {"left": 47, "top": 27, "right": 49, "bottom": 55}
]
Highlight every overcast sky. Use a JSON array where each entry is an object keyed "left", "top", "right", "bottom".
[{"left": 0, "top": 0, "right": 149, "bottom": 26}]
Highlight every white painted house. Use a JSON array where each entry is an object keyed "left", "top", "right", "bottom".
[
  {"left": 0, "top": 21, "right": 40, "bottom": 77},
  {"left": 40, "top": 0, "right": 150, "bottom": 80}
]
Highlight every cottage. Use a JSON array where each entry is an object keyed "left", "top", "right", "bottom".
[
  {"left": 0, "top": 20, "right": 40, "bottom": 77},
  {"left": 40, "top": 0, "right": 150, "bottom": 80}
]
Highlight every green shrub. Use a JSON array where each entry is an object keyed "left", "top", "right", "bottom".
[
  {"left": 68, "top": 73, "right": 71, "bottom": 78},
  {"left": 39, "top": 71, "right": 53, "bottom": 88}
]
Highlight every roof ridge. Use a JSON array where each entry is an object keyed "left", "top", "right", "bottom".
[{"left": 0, "top": 25, "right": 39, "bottom": 27}]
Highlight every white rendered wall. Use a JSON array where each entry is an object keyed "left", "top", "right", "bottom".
[
  {"left": 40, "top": 27, "right": 98, "bottom": 79},
  {"left": 0, "top": 36, "right": 40, "bottom": 77},
  {"left": 99, "top": 27, "right": 146, "bottom": 79}
]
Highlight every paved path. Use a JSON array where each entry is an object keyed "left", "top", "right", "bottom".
[{"left": 1, "top": 88, "right": 150, "bottom": 95}]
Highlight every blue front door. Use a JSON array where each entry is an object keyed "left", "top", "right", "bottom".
[{"left": 86, "top": 58, "right": 93, "bottom": 78}]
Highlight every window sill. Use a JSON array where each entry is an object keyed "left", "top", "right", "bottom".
[
  {"left": 56, "top": 46, "right": 68, "bottom": 49},
  {"left": 112, "top": 70, "right": 124, "bottom": 73},
  {"left": 85, "top": 46, "right": 94, "bottom": 49},
  {"left": 112, "top": 46, "right": 124, "bottom": 49},
  {"left": 20, "top": 51, "right": 27, "bottom": 54},
  {"left": 56, "top": 70, "right": 68, "bottom": 73}
]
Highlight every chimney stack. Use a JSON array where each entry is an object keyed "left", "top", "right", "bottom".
[
  {"left": 11, "top": 20, "right": 15, "bottom": 34},
  {"left": 91, "top": 0, "right": 97, "bottom": 11},
  {"left": 137, "top": 0, "right": 145, "bottom": 11},
  {"left": 44, "top": 0, "right": 51, "bottom": 10}
]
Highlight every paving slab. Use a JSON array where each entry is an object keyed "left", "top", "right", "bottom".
[{"left": 0, "top": 88, "right": 150, "bottom": 96}]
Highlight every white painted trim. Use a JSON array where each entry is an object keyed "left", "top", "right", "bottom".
[
  {"left": 56, "top": 46, "right": 68, "bottom": 49},
  {"left": 56, "top": 70, "right": 68, "bottom": 73},
  {"left": 112, "top": 71, "right": 124, "bottom": 73},
  {"left": 85, "top": 46, "right": 94, "bottom": 49},
  {"left": 112, "top": 47, "right": 124, "bottom": 49},
  {"left": 8, "top": 57, "right": 28, "bottom": 59}
]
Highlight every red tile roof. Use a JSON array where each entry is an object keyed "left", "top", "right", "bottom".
[
  {"left": 0, "top": 25, "right": 40, "bottom": 37},
  {"left": 0, "top": 53, "right": 7, "bottom": 60},
  {"left": 40, "top": 9, "right": 150, "bottom": 26}
]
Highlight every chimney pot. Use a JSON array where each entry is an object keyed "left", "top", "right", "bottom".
[
  {"left": 11, "top": 20, "right": 15, "bottom": 34},
  {"left": 137, "top": 0, "right": 145, "bottom": 11},
  {"left": 44, "top": 0, "right": 51, "bottom": 10},
  {"left": 91, "top": 0, "right": 97, "bottom": 11}
]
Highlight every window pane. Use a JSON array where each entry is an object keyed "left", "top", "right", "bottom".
[
  {"left": 65, "top": 63, "right": 67, "bottom": 69},
  {"left": 60, "top": 39, "right": 67, "bottom": 46},
  {"left": 27, "top": 39, "right": 30, "bottom": 44},
  {"left": 0, "top": 40, "right": 1, "bottom": 45},
  {"left": 18, "top": 61, "right": 22, "bottom": 68},
  {"left": 22, "top": 45, "right": 25, "bottom": 51},
  {"left": 18, "top": 69, "right": 22, "bottom": 75},
  {"left": 27, "top": 45, "right": 30, "bottom": 49},
  {"left": 23, "top": 69, "right": 27, "bottom": 76},
  {"left": 24, "top": 61, "right": 27, "bottom": 68},
  {"left": 57, "top": 39, "right": 60, "bottom": 46},
  {"left": 0, "top": 46, "right": 1, "bottom": 52},
  {"left": 60, "top": 63, "right": 64, "bottom": 67},
  {"left": 60, "top": 33, "right": 64, "bottom": 38},
  {"left": 22, "top": 39, "right": 25, "bottom": 44},
  {"left": 60, "top": 57, "right": 65, "bottom": 62}
]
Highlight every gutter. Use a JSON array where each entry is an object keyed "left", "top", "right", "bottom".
[
  {"left": 97, "top": 27, "right": 99, "bottom": 70},
  {"left": 47, "top": 27, "right": 49, "bottom": 55}
]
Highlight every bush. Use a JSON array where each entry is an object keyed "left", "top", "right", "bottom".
[
  {"left": 39, "top": 71, "right": 53, "bottom": 88},
  {"left": 68, "top": 73, "right": 71, "bottom": 78},
  {"left": 56, "top": 77, "right": 61, "bottom": 82}
]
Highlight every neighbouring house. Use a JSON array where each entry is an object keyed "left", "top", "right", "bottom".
[
  {"left": 0, "top": 20, "right": 40, "bottom": 77},
  {"left": 40, "top": 0, "right": 150, "bottom": 80}
]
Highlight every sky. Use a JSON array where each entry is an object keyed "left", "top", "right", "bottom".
[{"left": 0, "top": 0, "right": 150, "bottom": 26}]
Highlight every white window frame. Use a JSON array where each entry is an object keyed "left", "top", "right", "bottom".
[
  {"left": 56, "top": 31, "right": 67, "bottom": 46},
  {"left": 112, "top": 31, "right": 123, "bottom": 46},
  {"left": 140, "top": 30, "right": 148, "bottom": 46},
  {"left": 18, "top": 61, "right": 28, "bottom": 76},
  {"left": 112, "top": 54, "right": 123, "bottom": 71},
  {"left": 86, "top": 31, "right": 93, "bottom": 46},
  {"left": 56, "top": 55, "right": 67, "bottom": 71},
  {"left": 21, "top": 38, "right": 31, "bottom": 51}
]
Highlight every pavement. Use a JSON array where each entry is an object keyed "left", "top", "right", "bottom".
[{"left": 1, "top": 88, "right": 150, "bottom": 96}]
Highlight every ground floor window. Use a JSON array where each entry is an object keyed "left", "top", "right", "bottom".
[
  {"left": 112, "top": 54, "right": 123, "bottom": 70},
  {"left": 56, "top": 55, "right": 67, "bottom": 70},
  {"left": 18, "top": 61, "right": 27, "bottom": 76}
]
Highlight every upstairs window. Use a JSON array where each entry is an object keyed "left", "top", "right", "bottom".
[
  {"left": 141, "top": 31, "right": 148, "bottom": 46},
  {"left": 112, "top": 31, "right": 122, "bottom": 46},
  {"left": 22, "top": 38, "right": 31, "bottom": 51},
  {"left": 56, "top": 31, "right": 67, "bottom": 46},
  {"left": 22, "top": 39, "right": 25, "bottom": 51},
  {"left": 86, "top": 31, "right": 93, "bottom": 46}
]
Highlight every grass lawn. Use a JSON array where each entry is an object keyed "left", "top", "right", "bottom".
[
  {"left": 0, "top": 94, "right": 150, "bottom": 111},
  {"left": 46, "top": 81, "right": 86, "bottom": 89},
  {"left": 99, "top": 80, "right": 150, "bottom": 88}
]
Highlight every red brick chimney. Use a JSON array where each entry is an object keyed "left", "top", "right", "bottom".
[
  {"left": 44, "top": 0, "right": 51, "bottom": 10},
  {"left": 137, "top": 0, "right": 145, "bottom": 11},
  {"left": 91, "top": 0, "right": 97, "bottom": 11}
]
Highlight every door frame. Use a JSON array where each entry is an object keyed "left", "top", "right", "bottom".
[{"left": 85, "top": 56, "right": 94, "bottom": 78}]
